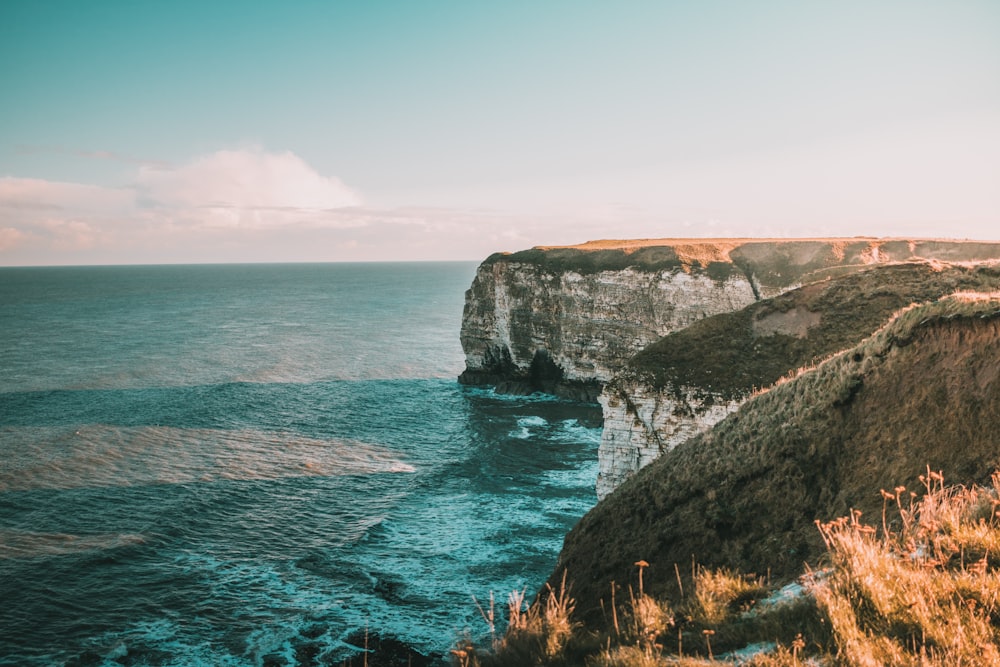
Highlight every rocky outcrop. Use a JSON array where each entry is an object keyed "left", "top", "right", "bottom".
[
  {"left": 459, "top": 238, "right": 1000, "bottom": 401},
  {"left": 596, "top": 262, "right": 1000, "bottom": 497},
  {"left": 552, "top": 293, "right": 1000, "bottom": 626},
  {"left": 598, "top": 384, "right": 743, "bottom": 499},
  {"left": 459, "top": 256, "right": 755, "bottom": 400}
]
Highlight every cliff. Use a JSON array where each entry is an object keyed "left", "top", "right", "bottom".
[
  {"left": 458, "top": 238, "right": 1000, "bottom": 401},
  {"left": 597, "top": 262, "right": 1000, "bottom": 497},
  {"left": 551, "top": 292, "right": 1000, "bottom": 627}
]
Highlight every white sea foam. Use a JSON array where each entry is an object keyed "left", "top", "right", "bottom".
[
  {"left": 541, "top": 463, "right": 601, "bottom": 490},
  {"left": 509, "top": 415, "right": 549, "bottom": 438},
  {"left": 0, "top": 425, "right": 415, "bottom": 492},
  {"left": 554, "top": 418, "right": 602, "bottom": 444}
]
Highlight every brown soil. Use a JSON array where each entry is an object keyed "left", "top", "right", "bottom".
[
  {"left": 550, "top": 299, "right": 1000, "bottom": 628},
  {"left": 487, "top": 238, "right": 1000, "bottom": 289},
  {"left": 537, "top": 237, "right": 1000, "bottom": 252}
]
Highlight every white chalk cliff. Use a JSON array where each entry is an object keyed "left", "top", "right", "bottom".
[{"left": 458, "top": 239, "right": 1000, "bottom": 496}]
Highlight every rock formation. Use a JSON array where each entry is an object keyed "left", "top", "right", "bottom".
[{"left": 459, "top": 238, "right": 1000, "bottom": 401}]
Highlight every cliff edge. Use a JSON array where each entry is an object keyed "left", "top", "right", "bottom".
[{"left": 458, "top": 238, "right": 1000, "bottom": 401}]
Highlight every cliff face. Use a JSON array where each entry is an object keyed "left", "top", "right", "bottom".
[
  {"left": 598, "top": 384, "right": 741, "bottom": 499},
  {"left": 596, "top": 262, "right": 1000, "bottom": 497},
  {"left": 459, "top": 255, "right": 756, "bottom": 400},
  {"left": 459, "top": 239, "right": 1000, "bottom": 401},
  {"left": 552, "top": 294, "right": 1000, "bottom": 626}
]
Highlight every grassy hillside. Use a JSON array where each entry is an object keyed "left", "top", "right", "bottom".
[
  {"left": 463, "top": 465, "right": 1000, "bottom": 666},
  {"left": 617, "top": 261, "right": 1000, "bottom": 401},
  {"left": 553, "top": 292, "right": 1000, "bottom": 632}
]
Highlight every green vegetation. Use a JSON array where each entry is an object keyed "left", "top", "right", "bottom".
[
  {"left": 620, "top": 262, "right": 1000, "bottom": 399},
  {"left": 459, "top": 467, "right": 1000, "bottom": 666},
  {"left": 485, "top": 246, "right": 689, "bottom": 277},
  {"left": 543, "top": 291, "right": 1000, "bottom": 658}
]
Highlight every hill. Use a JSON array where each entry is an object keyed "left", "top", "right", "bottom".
[
  {"left": 597, "top": 262, "right": 1000, "bottom": 496},
  {"left": 552, "top": 292, "right": 1000, "bottom": 627}
]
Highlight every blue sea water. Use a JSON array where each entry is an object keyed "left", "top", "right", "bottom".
[{"left": 0, "top": 263, "right": 602, "bottom": 666}]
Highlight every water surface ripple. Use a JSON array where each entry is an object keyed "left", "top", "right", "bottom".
[{"left": 0, "top": 263, "right": 601, "bottom": 666}]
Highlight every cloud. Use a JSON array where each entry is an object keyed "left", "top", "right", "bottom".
[
  {"left": 0, "top": 148, "right": 563, "bottom": 264},
  {"left": 134, "top": 148, "right": 362, "bottom": 228},
  {"left": 0, "top": 148, "right": 375, "bottom": 262}
]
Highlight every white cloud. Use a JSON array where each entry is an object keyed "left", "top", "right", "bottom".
[
  {"left": 3, "top": 122, "right": 997, "bottom": 266},
  {"left": 0, "top": 148, "right": 566, "bottom": 264},
  {"left": 0, "top": 148, "right": 376, "bottom": 263},
  {"left": 135, "top": 148, "right": 362, "bottom": 227}
]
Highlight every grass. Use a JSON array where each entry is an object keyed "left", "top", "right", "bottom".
[
  {"left": 812, "top": 468, "right": 1000, "bottom": 665},
  {"left": 554, "top": 291, "right": 1000, "bottom": 619},
  {"left": 457, "top": 468, "right": 1000, "bottom": 666},
  {"left": 618, "top": 262, "right": 1000, "bottom": 398},
  {"left": 691, "top": 567, "right": 769, "bottom": 626},
  {"left": 486, "top": 239, "right": 1000, "bottom": 287}
]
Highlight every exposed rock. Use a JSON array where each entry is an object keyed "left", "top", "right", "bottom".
[
  {"left": 550, "top": 293, "right": 1000, "bottom": 627},
  {"left": 458, "top": 255, "right": 756, "bottom": 400},
  {"left": 598, "top": 384, "right": 743, "bottom": 500},
  {"left": 597, "top": 262, "right": 1000, "bottom": 497},
  {"left": 459, "top": 238, "right": 1000, "bottom": 399}
]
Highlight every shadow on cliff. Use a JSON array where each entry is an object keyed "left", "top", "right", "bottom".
[{"left": 460, "top": 348, "right": 602, "bottom": 402}]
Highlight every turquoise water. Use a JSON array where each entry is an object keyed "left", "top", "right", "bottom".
[{"left": 0, "top": 263, "right": 602, "bottom": 666}]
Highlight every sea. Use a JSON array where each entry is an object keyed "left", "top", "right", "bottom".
[{"left": 0, "top": 262, "right": 603, "bottom": 666}]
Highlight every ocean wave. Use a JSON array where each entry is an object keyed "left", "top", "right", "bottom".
[
  {"left": 508, "top": 417, "right": 601, "bottom": 443},
  {"left": 460, "top": 386, "right": 573, "bottom": 403},
  {"left": 0, "top": 425, "right": 415, "bottom": 492},
  {"left": 553, "top": 418, "right": 602, "bottom": 444}
]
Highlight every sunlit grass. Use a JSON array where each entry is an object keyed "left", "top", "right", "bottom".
[{"left": 456, "top": 468, "right": 1000, "bottom": 666}]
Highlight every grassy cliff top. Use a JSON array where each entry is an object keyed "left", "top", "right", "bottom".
[
  {"left": 537, "top": 236, "right": 1000, "bottom": 252},
  {"left": 617, "top": 261, "right": 1000, "bottom": 398},
  {"left": 483, "top": 238, "right": 1000, "bottom": 288},
  {"left": 552, "top": 291, "right": 1000, "bottom": 627}
]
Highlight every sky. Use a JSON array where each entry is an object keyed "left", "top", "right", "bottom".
[{"left": 1, "top": 1, "right": 998, "bottom": 266}]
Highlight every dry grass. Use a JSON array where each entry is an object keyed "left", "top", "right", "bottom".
[
  {"left": 458, "top": 469, "right": 1000, "bottom": 666},
  {"left": 692, "top": 567, "right": 769, "bottom": 625},
  {"left": 811, "top": 469, "right": 1000, "bottom": 665},
  {"left": 459, "top": 571, "right": 585, "bottom": 667}
]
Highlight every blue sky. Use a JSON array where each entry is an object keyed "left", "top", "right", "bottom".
[{"left": 1, "top": 1, "right": 998, "bottom": 265}]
